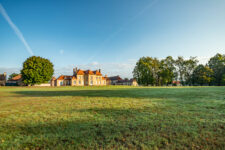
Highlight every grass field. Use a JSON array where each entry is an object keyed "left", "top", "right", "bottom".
[{"left": 0, "top": 86, "right": 224, "bottom": 149}]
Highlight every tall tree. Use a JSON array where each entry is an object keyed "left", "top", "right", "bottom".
[
  {"left": 21, "top": 56, "right": 54, "bottom": 85},
  {"left": 160, "top": 56, "right": 176, "bottom": 85},
  {"left": 175, "top": 56, "right": 198, "bottom": 85},
  {"left": 175, "top": 56, "right": 186, "bottom": 85},
  {"left": 133, "top": 57, "right": 160, "bottom": 86},
  {"left": 183, "top": 57, "right": 198, "bottom": 85},
  {"left": 192, "top": 65, "right": 213, "bottom": 86},
  {"left": 208, "top": 53, "right": 225, "bottom": 86},
  {"left": 133, "top": 57, "right": 152, "bottom": 86}
]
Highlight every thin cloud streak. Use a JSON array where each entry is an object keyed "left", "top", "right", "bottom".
[{"left": 0, "top": 3, "right": 34, "bottom": 56}]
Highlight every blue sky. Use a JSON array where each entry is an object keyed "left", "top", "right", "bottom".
[{"left": 0, "top": 0, "right": 225, "bottom": 78}]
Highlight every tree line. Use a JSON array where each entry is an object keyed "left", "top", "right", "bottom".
[{"left": 133, "top": 53, "right": 225, "bottom": 86}]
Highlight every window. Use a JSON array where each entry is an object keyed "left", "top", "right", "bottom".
[
  {"left": 99, "top": 81, "right": 101, "bottom": 84},
  {"left": 79, "top": 81, "right": 81, "bottom": 84},
  {"left": 91, "top": 76, "right": 93, "bottom": 80},
  {"left": 96, "top": 81, "right": 98, "bottom": 84},
  {"left": 79, "top": 76, "right": 81, "bottom": 80},
  {"left": 91, "top": 81, "right": 93, "bottom": 85},
  {"left": 96, "top": 77, "right": 98, "bottom": 80},
  {"left": 60, "top": 81, "right": 63, "bottom": 86},
  {"left": 73, "top": 81, "right": 76, "bottom": 85}
]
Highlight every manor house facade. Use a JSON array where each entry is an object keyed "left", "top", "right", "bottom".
[{"left": 51, "top": 68, "right": 108, "bottom": 86}]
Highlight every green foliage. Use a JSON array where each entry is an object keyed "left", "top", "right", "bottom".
[
  {"left": 8, "top": 73, "right": 19, "bottom": 80},
  {"left": 21, "top": 56, "right": 54, "bottom": 85},
  {"left": 208, "top": 53, "right": 225, "bottom": 86},
  {"left": 133, "top": 57, "right": 161, "bottom": 86},
  {"left": 192, "top": 65, "right": 213, "bottom": 85},
  {"left": 133, "top": 56, "right": 198, "bottom": 86},
  {"left": 221, "top": 74, "right": 225, "bottom": 85},
  {"left": 0, "top": 86, "right": 224, "bottom": 149},
  {"left": 134, "top": 54, "right": 224, "bottom": 86},
  {"left": 183, "top": 57, "right": 198, "bottom": 85},
  {"left": 160, "top": 56, "right": 176, "bottom": 85},
  {"left": 175, "top": 56, "right": 186, "bottom": 84}
]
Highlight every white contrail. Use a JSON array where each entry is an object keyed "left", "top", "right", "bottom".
[{"left": 0, "top": 3, "right": 34, "bottom": 56}]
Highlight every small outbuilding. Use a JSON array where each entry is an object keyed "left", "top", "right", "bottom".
[{"left": 6, "top": 74, "right": 24, "bottom": 86}]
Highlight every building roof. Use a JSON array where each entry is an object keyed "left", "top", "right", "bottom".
[
  {"left": 84, "top": 70, "right": 94, "bottom": 75},
  {"left": 77, "top": 70, "right": 85, "bottom": 75},
  {"left": 57, "top": 75, "right": 76, "bottom": 80},
  {"left": 57, "top": 68, "right": 106, "bottom": 81},
  {"left": 8, "top": 74, "right": 22, "bottom": 81},
  {"left": 108, "top": 76, "right": 122, "bottom": 81},
  {"left": 117, "top": 78, "right": 136, "bottom": 83},
  {"left": 76, "top": 69, "right": 103, "bottom": 76},
  {"left": 172, "top": 81, "right": 181, "bottom": 84},
  {"left": 93, "top": 70, "right": 102, "bottom": 76}
]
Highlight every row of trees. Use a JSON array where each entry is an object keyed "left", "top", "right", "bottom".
[{"left": 133, "top": 53, "right": 225, "bottom": 86}]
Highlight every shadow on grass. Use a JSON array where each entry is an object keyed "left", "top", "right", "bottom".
[
  {"left": 2, "top": 108, "right": 159, "bottom": 149},
  {"left": 0, "top": 108, "right": 208, "bottom": 149},
  {"left": 12, "top": 88, "right": 209, "bottom": 100},
  {"left": 2, "top": 107, "right": 223, "bottom": 149}
]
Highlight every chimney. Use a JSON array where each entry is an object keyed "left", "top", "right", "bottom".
[
  {"left": 99, "top": 69, "right": 101, "bottom": 73},
  {"left": 3, "top": 72, "right": 6, "bottom": 81},
  {"left": 73, "top": 68, "right": 75, "bottom": 75},
  {"left": 73, "top": 68, "right": 78, "bottom": 75}
]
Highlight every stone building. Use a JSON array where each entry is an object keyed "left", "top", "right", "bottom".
[
  {"left": 116, "top": 78, "right": 138, "bottom": 86},
  {"left": 107, "top": 76, "right": 122, "bottom": 85},
  {"left": 108, "top": 75, "right": 138, "bottom": 86},
  {"left": 0, "top": 72, "right": 7, "bottom": 86},
  {"left": 51, "top": 68, "right": 108, "bottom": 86},
  {"left": 6, "top": 74, "right": 24, "bottom": 86}
]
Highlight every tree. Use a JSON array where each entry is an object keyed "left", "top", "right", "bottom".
[
  {"left": 221, "top": 74, "right": 225, "bottom": 85},
  {"left": 160, "top": 56, "right": 176, "bottom": 85},
  {"left": 21, "top": 56, "right": 54, "bottom": 85},
  {"left": 133, "top": 54, "right": 224, "bottom": 86},
  {"left": 8, "top": 73, "right": 19, "bottom": 80},
  {"left": 133, "top": 57, "right": 154, "bottom": 86},
  {"left": 183, "top": 57, "right": 198, "bottom": 85},
  {"left": 175, "top": 56, "right": 186, "bottom": 85},
  {"left": 133, "top": 57, "right": 161, "bottom": 86},
  {"left": 192, "top": 65, "right": 213, "bottom": 86},
  {"left": 208, "top": 53, "right": 225, "bottom": 86},
  {"left": 175, "top": 56, "right": 198, "bottom": 85}
]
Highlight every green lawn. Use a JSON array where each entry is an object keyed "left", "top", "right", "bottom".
[{"left": 0, "top": 86, "right": 224, "bottom": 150}]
